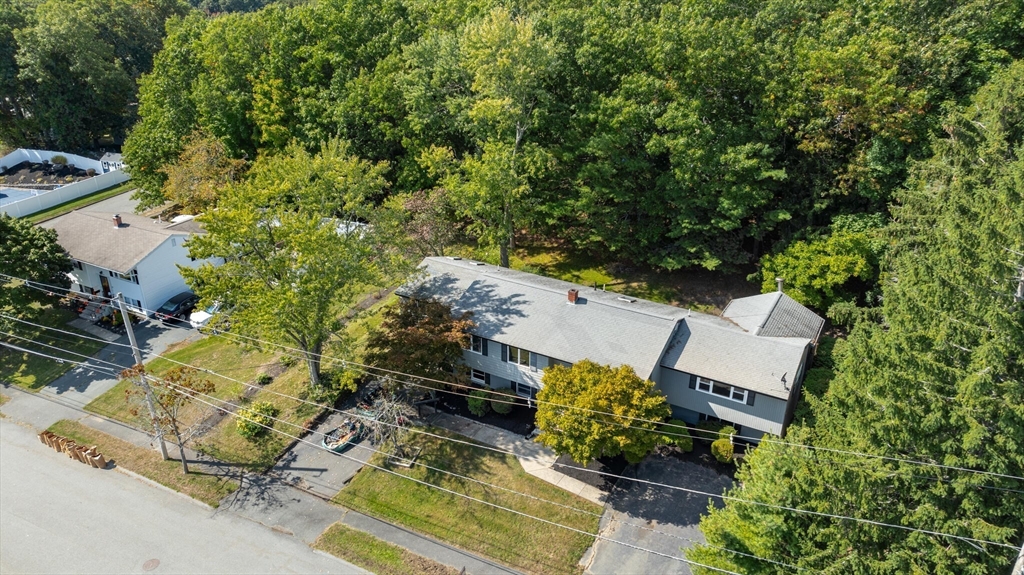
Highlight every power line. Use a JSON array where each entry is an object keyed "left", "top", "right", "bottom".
[
  {"left": 7, "top": 277, "right": 1024, "bottom": 490},
  {"left": 167, "top": 385, "right": 749, "bottom": 575},
  {"left": 8, "top": 327, "right": 1021, "bottom": 552},
  {"left": 9, "top": 273, "right": 1024, "bottom": 483},
  {"left": 162, "top": 379, "right": 807, "bottom": 571}
]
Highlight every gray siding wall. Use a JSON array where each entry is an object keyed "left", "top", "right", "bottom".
[
  {"left": 461, "top": 338, "right": 550, "bottom": 391},
  {"left": 656, "top": 367, "right": 788, "bottom": 439}
]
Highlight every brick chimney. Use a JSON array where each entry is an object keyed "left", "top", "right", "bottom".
[
  {"left": 113, "top": 214, "right": 122, "bottom": 228},
  {"left": 567, "top": 289, "right": 579, "bottom": 304}
]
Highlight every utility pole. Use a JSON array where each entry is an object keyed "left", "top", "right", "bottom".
[{"left": 115, "top": 292, "right": 168, "bottom": 460}]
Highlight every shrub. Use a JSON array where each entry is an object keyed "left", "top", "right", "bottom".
[
  {"left": 254, "top": 373, "right": 273, "bottom": 386},
  {"left": 711, "top": 438, "right": 734, "bottom": 463},
  {"left": 86, "top": 168, "right": 96, "bottom": 176},
  {"left": 491, "top": 391, "right": 514, "bottom": 415},
  {"left": 659, "top": 419, "right": 693, "bottom": 452},
  {"left": 694, "top": 421, "right": 735, "bottom": 442},
  {"left": 468, "top": 389, "right": 491, "bottom": 417},
  {"left": 51, "top": 155, "right": 67, "bottom": 165},
  {"left": 236, "top": 401, "right": 279, "bottom": 440},
  {"left": 279, "top": 354, "right": 298, "bottom": 368}
]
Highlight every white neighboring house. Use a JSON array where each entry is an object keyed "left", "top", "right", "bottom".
[{"left": 40, "top": 211, "right": 221, "bottom": 316}]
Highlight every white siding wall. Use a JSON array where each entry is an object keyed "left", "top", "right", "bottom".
[
  {"left": 656, "top": 367, "right": 789, "bottom": 439},
  {"left": 135, "top": 236, "right": 219, "bottom": 314}
]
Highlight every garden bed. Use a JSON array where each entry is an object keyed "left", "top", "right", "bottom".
[{"left": 434, "top": 388, "right": 536, "bottom": 436}]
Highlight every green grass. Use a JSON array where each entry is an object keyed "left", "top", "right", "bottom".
[
  {"left": 452, "top": 238, "right": 756, "bottom": 312},
  {"left": 314, "top": 522, "right": 460, "bottom": 575},
  {"left": 86, "top": 335, "right": 279, "bottom": 429},
  {"left": 196, "top": 363, "right": 325, "bottom": 470},
  {"left": 0, "top": 290, "right": 105, "bottom": 390},
  {"left": 333, "top": 427, "right": 601, "bottom": 575},
  {"left": 48, "top": 419, "right": 238, "bottom": 507},
  {"left": 26, "top": 181, "right": 136, "bottom": 224},
  {"left": 0, "top": 393, "right": 9, "bottom": 417}
]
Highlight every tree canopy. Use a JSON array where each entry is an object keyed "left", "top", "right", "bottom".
[
  {"left": 181, "top": 140, "right": 397, "bottom": 388},
  {"left": 688, "top": 59, "right": 1024, "bottom": 575},
  {"left": 536, "top": 359, "right": 670, "bottom": 465},
  {"left": 0, "top": 213, "right": 71, "bottom": 319}
]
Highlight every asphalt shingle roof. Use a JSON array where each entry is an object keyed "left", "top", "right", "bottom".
[
  {"left": 405, "top": 257, "right": 823, "bottom": 399},
  {"left": 403, "top": 257, "right": 691, "bottom": 379},
  {"left": 659, "top": 316, "right": 809, "bottom": 399},
  {"left": 722, "top": 291, "right": 825, "bottom": 341},
  {"left": 42, "top": 211, "right": 201, "bottom": 273}
]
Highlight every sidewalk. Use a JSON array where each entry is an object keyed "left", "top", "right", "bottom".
[
  {"left": 0, "top": 384, "right": 522, "bottom": 575},
  {"left": 425, "top": 409, "right": 608, "bottom": 505}
]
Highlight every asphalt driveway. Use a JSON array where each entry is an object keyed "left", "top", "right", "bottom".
[
  {"left": 585, "top": 453, "right": 735, "bottom": 575},
  {"left": 12, "top": 319, "right": 200, "bottom": 430}
]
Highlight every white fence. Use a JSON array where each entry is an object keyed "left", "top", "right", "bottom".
[
  {"left": 0, "top": 148, "right": 104, "bottom": 174},
  {"left": 1, "top": 170, "right": 130, "bottom": 218}
]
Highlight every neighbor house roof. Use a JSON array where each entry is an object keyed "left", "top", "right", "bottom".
[
  {"left": 402, "top": 257, "right": 693, "bottom": 379},
  {"left": 722, "top": 291, "right": 825, "bottom": 341},
  {"left": 42, "top": 211, "right": 201, "bottom": 273},
  {"left": 659, "top": 316, "right": 809, "bottom": 399}
]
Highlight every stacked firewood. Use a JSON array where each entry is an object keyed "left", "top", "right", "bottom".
[{"left": 38, "top": 431, "right": 108, "bottom": 469}]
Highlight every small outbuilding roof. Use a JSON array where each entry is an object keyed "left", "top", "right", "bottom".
[
  {"left": 722, "top": 291, "right": 825, "bottom": 342},
  {"left": 42, "top": 211, "right": 201, "bottom": 273}
]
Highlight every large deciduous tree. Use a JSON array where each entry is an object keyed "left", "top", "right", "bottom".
[
  {"left": 160, "top": 130, "right": 246, "bottom": 214},
  {"left": 182, "top": 140, "right": 397, "bottom": 388},
  {"left": 364, "top": 297, "right": 474, "bottom": 391},
  {"left": 689, "top": 60, "right": 1024, "bottom": 574},
  {"left": 0, "top": 213, "right": 71, "bottom": 319},
  {"left": 423, "top": 7, "right": 557, "bottom": 268},
  {"left": 536, "top": 359, "right": 670, "bottom": 465}
]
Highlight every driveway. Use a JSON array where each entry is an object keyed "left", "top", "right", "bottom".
[
  {"left": 272, "top": 410, "right": 375, "bottom": 499},
  {"left": 0, "top": 419, "right": 364, "bottom": 574},
  {"left": 584, "top": 453, "right": 735, "bottom": 575},
  {"left": 10, "top": 319, "right": 199, "bottom": 430}
]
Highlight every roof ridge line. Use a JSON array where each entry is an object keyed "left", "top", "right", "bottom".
[
  {"left": 473, "top": 265, "right": 688, "bottom": 322},
  {"left": 756, "top": 291, "right": 784, "bottom": 335}
]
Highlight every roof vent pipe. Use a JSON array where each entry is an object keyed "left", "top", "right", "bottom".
[
  {"left": 567, "top": 289, "right": 579, "bottom": 304},
  {"left": 113, "top": 214, "right": 122, "bottom": 228},
  {"left": 776, "top": 277, "right": 784, "bottom": 293}
]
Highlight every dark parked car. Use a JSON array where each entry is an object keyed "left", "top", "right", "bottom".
[{"left": 155, "top": 292, "right": 200, "bottom": 322}]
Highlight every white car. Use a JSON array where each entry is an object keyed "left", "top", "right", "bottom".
[{"left": 189, "top": 301, "right": 222, "bottom": 329}]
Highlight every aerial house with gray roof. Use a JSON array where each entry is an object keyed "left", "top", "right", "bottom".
[
  {"left": 40, "top": 211, "right": 220, "bottom": 317},
  {"left": 402, "top": 257, "right": 825, "bottom": 441}
]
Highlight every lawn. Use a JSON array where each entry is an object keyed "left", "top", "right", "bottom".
[
  {"left": 313, "top": 522, "right": 459, "bottom": 575},
  {"left": 333, "top": 428, "right": 601, "bottom": 575},
  {"left": 452, "top": 238, "right": 758, "bottom": 312},
  {"left": 86, "top": 335, "right": 279, "bottom": 429},
  {"left": 26, "top": 181, "right": 135, "bottom": 224},
  {"left": 48, "top": 419, "right": 238, "bottom": 507},
  {"left": 196, "top": 362, "right": 324, "bottom": 470},
  {"left": 0, "top": 392, "right": 9, "bottom": 417},
  {"left": 0, "top": 289, "right": 105, "bottom": 390}
]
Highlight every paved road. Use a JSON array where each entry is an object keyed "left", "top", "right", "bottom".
[
  {"left": 0, "top": 419, "right": 365, "bottom": 574},
  {"left": 585, "top": 453, "right": 735, "bottom": 575}
]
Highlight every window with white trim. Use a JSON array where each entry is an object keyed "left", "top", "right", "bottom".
[
  {"left": 696, "top": 376, "right": 748, "bottom": 404},
  {"left": 507, "top": 345, "right": 531, "bottom": 366},
  {"left": 470, "top": 369, "right": 487, "bottom": 385},
  {"left": 469, "top": 335, "right": 484, "bottom": 354}
]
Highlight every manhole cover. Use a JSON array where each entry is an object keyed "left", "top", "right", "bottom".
[{"left": 143, "top": 558, "right": 160, "bottom": 571}]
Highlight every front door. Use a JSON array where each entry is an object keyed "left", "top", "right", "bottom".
[{"left": 99, "top": 275, "right": 111, "bottom": 298}]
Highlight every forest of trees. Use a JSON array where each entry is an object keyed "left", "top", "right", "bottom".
[
  {"left": 111, "top": 0, "right": 1024, "bottom": 284},
  {"left": 2, "top": 0, "right": 1023, "bottom": 571}
]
